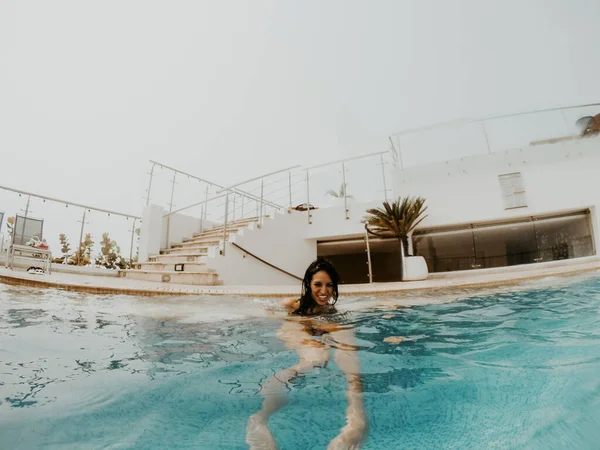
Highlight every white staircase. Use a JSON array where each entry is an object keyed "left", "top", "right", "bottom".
[{"left": 119, "top": 217, "right": 259, "bottom": 285}]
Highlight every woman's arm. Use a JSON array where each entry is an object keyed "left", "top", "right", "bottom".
[{"left": 280, "top": 297, "right": 300, "bottom": 311}]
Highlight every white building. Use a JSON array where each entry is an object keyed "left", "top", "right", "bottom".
[{"left": 136, "top": 104, "right": 600, "bottom": 286}]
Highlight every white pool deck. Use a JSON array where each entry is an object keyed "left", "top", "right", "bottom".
[{"left": 1, "top": 256, "right": 599, "bottom": 297}]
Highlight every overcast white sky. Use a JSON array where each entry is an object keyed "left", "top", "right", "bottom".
[{"left": 1, "top": 0, "right": 600, "bottom": 251}]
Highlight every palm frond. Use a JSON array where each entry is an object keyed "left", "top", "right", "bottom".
[
  {"left": 363, "top": 196, "right": 428, "bottom": 253},
  {"left": 326, "top": 182, "right": 353, "bottom": 199}
]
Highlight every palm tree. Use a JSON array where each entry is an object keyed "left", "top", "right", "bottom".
[
  {"left": 364, "top": 197, "right": 428, "bottom": 280},
  {"left": 326, "top": 183, "right": 353, "bottom": 199},
  {"left": 576, "top": 114, "right": 600, "bottom": 136}
]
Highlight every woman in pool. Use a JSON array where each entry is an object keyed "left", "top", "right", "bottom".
[{"left": 247, "top": 258, "right": 368, "bottom": 449}]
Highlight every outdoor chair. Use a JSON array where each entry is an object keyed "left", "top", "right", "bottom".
[{"left": 5, "top": 214, "right": 52, "bottom": 274}]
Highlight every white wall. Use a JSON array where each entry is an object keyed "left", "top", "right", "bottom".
[
  {"left": 139, "top": 204, "right": 164, "bottom": 263},
  {"left": 138, "top": 135, "right": 600, "bottom": 284},
  {"left": 204, "top": 210, "right": 317, "bottom": 285},
  {"left": 392, "top": 136, "right": 600, "bottom": 246},
  {"left": 304, "top": 199, "right": 382, "bottom": 240},
  {"left": 139, "top": 204, "right": 216, "bottom": 262},
  {"left": 203, "top": 200, "right": 398, "bottom": 285},
  {"left": 161, "top": 213, "right": 215, "bottom": 249}
]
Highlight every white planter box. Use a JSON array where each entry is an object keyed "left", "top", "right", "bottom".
[{"left": 402, "top": 255, "right": 429, "bottom": 281}]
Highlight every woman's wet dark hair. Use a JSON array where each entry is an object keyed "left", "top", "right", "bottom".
[{"left": 292, "top": 257, "right": 339, "bottom": 316}]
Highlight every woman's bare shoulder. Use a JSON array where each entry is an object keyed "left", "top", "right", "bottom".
[{"left": 280, "top": 297, "right": 300, "bottom": 310}]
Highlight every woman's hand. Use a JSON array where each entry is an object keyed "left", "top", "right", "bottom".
[{"left": 280, "top": 297, "right": 299, "bottom": 311}]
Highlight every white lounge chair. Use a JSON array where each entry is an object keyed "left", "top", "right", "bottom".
[{"left": 6, "top": 214, "right": 52, "bottom": 274}]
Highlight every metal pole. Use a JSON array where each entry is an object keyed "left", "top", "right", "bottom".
[
  {"left": 203, "top": 185, "right": 209, "bottom": 222},
  {"left": 165, "top": 216, "right": 171, "bottom": 249},
  {"left": 365, "top": 227, "right": 373, "bottom": 283},
  {"left": 532, "top": 217, "right": 542, "bottom": 262},
  {"left": 259, "top": 180, "right": 264, "bottom": 228},
  {"left": 200, "top": 206, "right": 204, "bottom": 234},
  {"left": 222, "top": 191, "right": 229, "bottom": 256},
  {"left": 145, "top": 164, "right": 155, "bottom": 205},
  {"left": 306, "top": 170, "right": 311, "bottom": 224},
  {"left": 241, "top": 195, "right": 245, "bottom": 219},
  {"left": 481, "top": 121, "right": 492, "bottom": 154},
  {"left": 232, "top": 194, "right": 236, "bottom": 222},
  {"left": 129, "top": 218, "right": 137, "bottom": 267},
  {"left": 77, "top": 209, "right": 87, "bottom": 266},
  {"left": 24, "top": 195, "right": 31, "bottom": 217},
  {"left": 342, "top": 162, "right": 348, "bottom": 220},
  {"left": 288, "top": 171, "right": 292, "bottom": 212},
  {"left": 380, "top": 154, "right": 388, "bottom": 202},
  {"left": 389, "top": 136, "right": 404, "bottom": 170},
  {"left": 168, "top": 172, "right": 176, "bottom": 212}
]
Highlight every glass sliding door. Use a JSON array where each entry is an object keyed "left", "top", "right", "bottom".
[
  {"left": 413, "top": 228, "right": 476, "bottom": 272},
  {"left": 412, "top": 210, "right": 595, "bottom": 273},
  {"left": 369, "top": 238, "right": 403, "bottom": 282},
  {"left": 473, "top": 220, "right": 539, "bottom": 269},
  {"left": 534, "top": 213, "right": 594, "bottom": 262}
]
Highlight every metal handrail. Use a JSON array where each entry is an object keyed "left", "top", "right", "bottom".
[
  {"left": 177, "top": 189, "right": 281, "bottom": 218},
  {"left": 158, "top": 149, "right": 394, "bottom": 243},
  {"left": 303, "top": 151, "right": 387, "bottom": 171},
  {"left": 0, "top": 184, "right": 141, "bottom": 219},
  {"left": 151, "top": 161, "right": 284, "bottom": 218},
  {"left": 231, "top": 242, "right": 302, "bottom": 280},
  {"left": 149, "top": 159, "right": 280, "bottom": 207},
  {"left": 389, "top": 101, "right": 600, "bottom": 137},
  {"left": 149, "top": 160, "right": 225, "bottom": 189},
  {"left": 164, "top": 193, "right": 227, "bottom": 218},
  {"left": 0, "top": 184, "right": 141, "bottom": 268},
  {"left": 216, "top": 165, "right": 301, "bottom": 194}
]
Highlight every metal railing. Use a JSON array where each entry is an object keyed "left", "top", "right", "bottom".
[
  {"left": 389, "top": 102, "right": 600, "bottom": 169},
  {"left": 303, "top": 150, "right": 392, "bottom": 224},
  {"left": 150, "top": 149, "right": 396, "bottom": 253},
  {"left": 150, "top": 160, "right": 304, "bottom": 254},
  {"left": 0, "top": 184, "right": 141, "bottom": 268}
]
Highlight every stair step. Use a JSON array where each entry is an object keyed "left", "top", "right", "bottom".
[
  {"left": 119, "top": 269, "right": 220, "bottom": 286},
  {"left": 136, "top": 262, "right": 211, "bottom": 272},
  {"left": 226, "top": 216, "right": 260, "bottom": 225},
  {"left": 149, "top": 254, "right": 206, "bottom": 264},
  {"left": 189, "top": 228, "right": 241, "bottom": 240},
  {"left": 160, "top": 246, "right": 211, "bottom": 255},
  {"left": 172, "top": 238, "right": 221, "bottom": 248},
  {"left": 140, "top": 216, "right": 260, "bottom": 287}
]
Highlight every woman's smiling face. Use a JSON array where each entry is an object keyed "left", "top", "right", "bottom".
[{"left": 310, "top": 270, "right": 334, "bottom": 306}]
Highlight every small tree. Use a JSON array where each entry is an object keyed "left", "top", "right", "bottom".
[
  {"left": 7, "top": 216, "right": 15, "bottom": 239},
  {"left": 364, "top": 197, "right": 428, "bottom": 280},
  {"left": 577, "top": 114, "right": 600, "bottom": 136},
  {"left": 72, "top": 233, "right": 94, "bottom": 266},
  {"left": 52, "top": 233, "right": 72, "bottom": 264},
  {"left": 60, "top": 233, "right": 71, "bottom": 255},
  {"left": 96, "top": 233, "right": 123, "bottom": 269}
]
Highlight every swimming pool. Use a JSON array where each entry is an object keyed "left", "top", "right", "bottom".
[{"left": 2, "top": 274, "right": 600, "bottom": 449}]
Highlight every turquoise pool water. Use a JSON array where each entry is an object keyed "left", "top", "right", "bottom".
[{"left": 2, "top": 274, "right": 600, "bottom": 449}]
